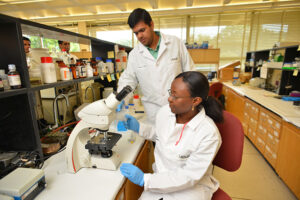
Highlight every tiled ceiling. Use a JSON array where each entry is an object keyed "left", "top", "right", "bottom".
[{"left": 1, "top": 0, "right": 300, "bottom": 25}]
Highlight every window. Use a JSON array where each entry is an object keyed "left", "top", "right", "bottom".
[{"left": 95, "top": 24, "right": 133, "bottom": 47}]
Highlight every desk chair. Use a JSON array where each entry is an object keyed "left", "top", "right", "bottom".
[
  {"left": 208, "top": 82, "right": 225, "bottom": 108},
  {"left": 212, "top": 111, "right": 244, "bottom": 200},
  {"left": 208, "top": 82, "right": 223, "bottom": 99}
]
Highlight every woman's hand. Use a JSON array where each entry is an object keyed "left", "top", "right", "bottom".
[
  {"left": 120, "top": 163, "right": 144, "bottom": 187},
  {"left": 124, "top": 114, "right": 140, "bottom": 133}
]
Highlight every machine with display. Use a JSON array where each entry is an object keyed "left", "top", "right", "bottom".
[{"left": 65, "top": 86, "right": 132, "bottom": 173}]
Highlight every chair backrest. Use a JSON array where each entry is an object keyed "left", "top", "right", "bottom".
[
  {"left": 208, "top": 82, "right": 223, "bottom": 99},
  {"left": 213, "top": 111, "right": 244, "bottom": 172}
]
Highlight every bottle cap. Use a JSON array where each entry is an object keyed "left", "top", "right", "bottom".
[
  {"left": 106, "top": 59, "right": 112, "bottom": 62},
  {"left": 134, "top": 94, "right": 139, "bottom": 99},
  {"left": 8, "top": 64, "right": 16, "bottom": 70},
  {"left": 96, "top": 57, "right": 102, "bottom": 61},
  {"left": 125, "top": 105, "right": 129, "bottom": 109},
  {"left": 41, "top": 57, "right": 53, "bottom": 63},
  {"left": 115, "top": 59, "right": 120, "bottom": 62},
  {"left": 62, "top": 49, "right": 66, "bottom": 52},
  {"left": 119, "top": 47, "right": 125, "bottom": 51}
]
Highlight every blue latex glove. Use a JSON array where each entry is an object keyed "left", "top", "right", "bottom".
[
  {"left": 120, "top": 163, "right": 144, "bottom": 187},
  {"left": 116, "top": 100, "right": 125, "bottom": 112},
  {"left": 124, "top": 114, "right": 140, "bottom": 133}
]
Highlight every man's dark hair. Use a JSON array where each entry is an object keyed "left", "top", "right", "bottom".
[
  {"left": 23, "top": 36, "right": 30, "bottom": 42},
  {"left": 127, "top": 8, "right": 152, "bottom": 29},
  {"left": 58, "top": 40, "right": 63, "bottom": 45}
]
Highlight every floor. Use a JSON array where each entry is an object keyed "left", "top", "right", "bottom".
[{"left": 213, "top": 137, "right": 297, "bottom": 200}]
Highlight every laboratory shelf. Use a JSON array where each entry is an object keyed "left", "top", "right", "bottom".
[
  {"left": 0, "top": 13, "right": 131, "bottom": 167},
  {"left": 0, "top": 88, "right": 28, "bottom": 99},
  {"left": 30, "top": 76, "right": 100, "bottom": 91}
]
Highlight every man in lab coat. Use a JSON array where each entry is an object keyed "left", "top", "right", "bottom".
[
  {"left": 118, "top": 8, "right": 195, "bottom": 125},
  {"left": 58, "top": 40, "right": 78, "bottom": 62}
]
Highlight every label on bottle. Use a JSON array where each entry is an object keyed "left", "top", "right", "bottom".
[
  {"left": 8, "top": 74, "right": 21, "bottom": 86},
  {"left": 0, "top": 79, "right": 4, "bottom": 89}
]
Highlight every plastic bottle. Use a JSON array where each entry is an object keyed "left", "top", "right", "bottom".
[
  {"left": 115, "top": 59, "right": 122, "bottom": 72},
  {"left": 0, "top": 69, "right": 10, "bottom": 90},
  {"left": 41, "top": 57, "right": 57, "bottom": 83},
  {"left": 7, "top": 64, "right": 21, "bottom": 89},
  {"left": 133, "top": 94, "right": 140, "bottom": 110},
  {"left": 86, "top": 62, "right": 94, "bottom": 77},
  {"left": 118, "top": 47, "right": 128, "bottom": 71},
  {"left": 60, "top": 64, "right": 70, "bottom": 81},
  {"left": 106, "top": 59, "right": 114, "bottom": 73}
]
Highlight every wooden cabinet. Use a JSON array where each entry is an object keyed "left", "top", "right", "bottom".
[
  {"left": 223, "top": 86, "right": 245, "bottom": 122},
  {"left": 187, "top": 49, "right": 220, "bottom": 65},
  {"left": 222, "top": 83, "right": 300, "bottom": 199},
  {"left": 115, "top": 140, "right": 154, "bottom": 200},
  {"left": 276, "top": 122, "right": 300, "bottom": 199}
]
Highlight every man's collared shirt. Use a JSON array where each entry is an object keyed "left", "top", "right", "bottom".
[{"left": 146, "top": 31, "right": 161, "bottom": 59}]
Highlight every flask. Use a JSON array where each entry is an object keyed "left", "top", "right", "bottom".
[
  {"left": 41, "top": 57, "right": 57, "bottom": 83},
  {"left": 7, "top": 64, "right": 21, "bottom": 89},
  {"left": 0, "top": 69, "right": 10, "bottom": 90},
  {"left": 126, "top": 105, "right": 136, "bottom": 144}
]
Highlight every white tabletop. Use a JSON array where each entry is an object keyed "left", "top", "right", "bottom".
[
  {"left": 36, "top": 131, "right": 145, "bottom": 200},
  {"left": 223, "top": 82, "right": 300, "bottom": 128}
]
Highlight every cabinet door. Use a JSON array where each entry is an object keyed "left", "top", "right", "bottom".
[
  {"left": 125, "top": 141, "right": 151, "bottom": 200},
  {"left": 276, "top": 122, "right": 300, "bottom": 199},
  {"left": 225, "top": 88, "right": 245, "bottom": 122}
]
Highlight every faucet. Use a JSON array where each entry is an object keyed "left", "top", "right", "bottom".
[
  {"left": 52, "top": 94, "right": 70, "bottom": 129},
  {"left": 85, "top": 85, "right": 95, "bottom": 102}
]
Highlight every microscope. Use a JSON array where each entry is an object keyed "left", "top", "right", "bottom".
[{"left": 65, "top": 86, "right": 132, "bottom": 173}]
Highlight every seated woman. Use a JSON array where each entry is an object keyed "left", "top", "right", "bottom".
[{"left": 120, "top": 71, "right": 224, "bottom": 200}]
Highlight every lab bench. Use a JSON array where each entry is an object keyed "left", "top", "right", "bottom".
[
  {"left": 35, "top": 133, "right": 153, "bottom": 200},
  {"left": 222, "top": 82, "right": 300, "bottom": 199}
]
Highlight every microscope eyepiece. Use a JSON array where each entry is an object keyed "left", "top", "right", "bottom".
[{"left": 116, "top": 85, "right": 132, "bottom": 101}]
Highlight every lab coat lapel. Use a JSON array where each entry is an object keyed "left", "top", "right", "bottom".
[
  {"left": 138, "top": 42, "right": 155, "bottom": 62},
  {"left": 156, "top": 33, "right": 168, "bottom": 62}
]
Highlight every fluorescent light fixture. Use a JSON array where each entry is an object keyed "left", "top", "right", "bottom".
[{"left": 0, "top": 0, "right": 51, "bottom": 5}]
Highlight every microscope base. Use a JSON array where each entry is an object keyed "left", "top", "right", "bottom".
[{"left": 90, "top": 152, "right": 121, "bottom": 171}]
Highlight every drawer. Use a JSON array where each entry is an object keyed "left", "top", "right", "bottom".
[
  {"left": 249, "top": 104, "right": 259, "bottom": 120},
  {"left": 249, "top": 117, "right": 258, "bottom": 130},
  {"left": 255, "top": 136, "right": 266, "bottom": 153},
  {"left": 242, "top": 122, "right": 248, "bottom": 136},
  {"left": 257, "top": 124, "right": 267, "bottom": 140},
  {"left": 244, "top": 101, "right": 251, "bottom": 113},
  {"left": 266, "top": 133, "right": 280, "bottom": 153},
  {"left": 248, "top": 127, "right": 256, "bottom": 143},
  {"left": 264, "top": 145, "right": 277, "bottom": 168},
  {"left": 267, "top": 118, "right": 281, "bottom": 134},
  {"left": 259, "top": 110, "right": 269, "bottom": 124},
  {"left": 244, "top": 112, "right": 250, "bottom": 124}
]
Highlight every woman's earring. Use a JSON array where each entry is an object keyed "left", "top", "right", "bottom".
[{"left": 192, "top": 106, "right": 194, "bottom": 111}]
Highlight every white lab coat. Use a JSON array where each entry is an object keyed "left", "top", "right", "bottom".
[
  {"left": 138, "top": 105, "right": 221, "bottom": 200},
  {"left": 118, "top": 33, "right": 194, "bottom": 124}
]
